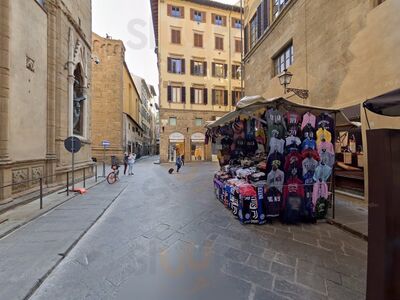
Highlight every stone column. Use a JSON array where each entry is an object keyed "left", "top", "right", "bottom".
[
  {"left": 45, "top": 0, "right": 57, "bottom": 184},
  {"left": 0, "top": 0, "right": 11, "bottom": 201},
  {"left": 0, "top": 0, "right": 10, "bottom": 162}
]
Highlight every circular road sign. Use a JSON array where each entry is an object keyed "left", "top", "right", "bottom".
[{"left": 64, "top": 136, "right": 82, "bottom": 153}]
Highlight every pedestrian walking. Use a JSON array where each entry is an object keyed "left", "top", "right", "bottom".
[
  {"left": 123, "top": 152, "right": 129, "bottom": 175},
  {"left": 176, "top": 155, "right": 183, "bottom": 173},
  {"left": 128, "top": 153, "right": 135, "bottom": 175},
  {"left": 181, "top": 154, "right": 185, "bottom": 166}
]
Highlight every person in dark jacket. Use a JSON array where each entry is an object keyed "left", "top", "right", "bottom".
[
  {"left": 123, "top": 152, "right": 129, "bottom": 175},
  {"left": 181, "top": 154, "right": 185, "bottom": 166},
  {"left": 176, "top": 155, "right": 183, "bottom": 173}
]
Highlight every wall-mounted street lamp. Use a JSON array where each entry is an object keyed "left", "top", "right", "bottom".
[{"left": 278, "top": 69, "right": 309, "bottom": 99}]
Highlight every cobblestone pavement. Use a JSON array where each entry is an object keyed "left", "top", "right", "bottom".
[{"left": 17, "top": 159, "right": 366, "bottom": 299}]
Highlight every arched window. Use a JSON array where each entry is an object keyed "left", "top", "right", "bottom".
[{"left": 73, "top": 64, "right": 86, "bottom": 136}]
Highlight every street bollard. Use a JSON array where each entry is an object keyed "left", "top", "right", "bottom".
[
  {"left": 66, "top": 172, "right": 69, "bottom": 196},
  {"left": 83, "top": 168, "right": 86, "bottom": 188},
  {"left": 39, "top": 177, "right": 43, "bottom": 210}
]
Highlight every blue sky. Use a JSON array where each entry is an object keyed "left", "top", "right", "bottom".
[{"left": 92, "top": 0, "right": 239, "bottom": 89}]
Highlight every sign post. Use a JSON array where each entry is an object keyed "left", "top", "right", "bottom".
[
  {"left": 64, "top": 136, "right": 82, "bottom": 192},
  {"left": 101, "top": 140, "right": 111, "bottom": 177}
]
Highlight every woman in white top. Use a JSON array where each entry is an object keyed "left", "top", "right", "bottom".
[{"left": 127, "top": 153, "right": 136, "bottom": 175}]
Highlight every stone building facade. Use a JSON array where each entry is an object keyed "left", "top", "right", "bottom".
[
  {"left": 242, "top": 0, "right": 400, "bottom": 200},
  {"left": 91, "top": 33, "right": 143, "bottom": 163},
  {"left": 0, "top": 0, "right": 93, "bottom": 202},
  {"left": 150, "top": 0, "right": 244, "bottom": 163}
]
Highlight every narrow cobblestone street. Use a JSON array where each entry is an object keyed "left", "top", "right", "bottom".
[{"left": 0, "top": 158, "right": 367, "bottom": 299}]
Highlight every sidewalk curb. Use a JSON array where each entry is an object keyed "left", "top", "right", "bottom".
[
  {"left": 0, "top": 178, "right": 106, "bottom": 240},
  {"left": 327, "top": 218, "right": 368, "bottom": 241},
  {"left": 23, "top": 184, "right": 128, "bottom": 300}
]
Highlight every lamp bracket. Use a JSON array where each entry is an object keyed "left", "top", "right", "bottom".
[{"left": 286, "top": 87, "right": 309, "bottom": 99}]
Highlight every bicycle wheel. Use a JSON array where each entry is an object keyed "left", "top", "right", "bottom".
[{"left": 107, "top": 172, "right": 116, "bottom": 184}]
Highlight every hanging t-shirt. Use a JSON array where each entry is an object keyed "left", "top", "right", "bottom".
[
  {"left": 266, "top": 109, "right": 286, "bottom": 128},
  {"left": 285, "top": 111, "right": 301, "bottom": 126},
  {"left": 302, "top": 157, "right": 318, "bottom": 177},
  {"left": 319, "top": 150, "right": 335, "bottom": 167},
  {"left": 284, "top": 152, "right": 303, "bottom": 173},
  {"left": 302, "top": 138, "right": 317, "bottom": 151},
  {"left": 301, "top": 148, "right": 320, "bottom": 161},
  {"left": 221, "top": 136, "right": 233, "bottom": 150},
  {"left": 316, "top": 128, "right": 332, "bottom": 144},
  {"left": 302, "top": 124, "right": 316, "bottom": 140},
  {"left": 317, "top": 141, "right": 334, "bottom": 155},
  {"left": 268, "top": 124, "right": 286, "bottom": 139},
  {"left": 313, "top": 164, "right": 332, "bottom": 182},
  {"left": 266, "top": 169, "right": 285, "bottom": 193},
  {"left": 312, "top": 181, "right": 329, "bottom": 206},
  {"left": 267, "top": 152, "right": 284, "bottom": 173},
  {"left": 316, "top": 113, "right": 334, "bottom": 133},
  {"left": 269, "top": 137, "right": 285, "bottom": 155},
  {"left": 285, "top": 136, "right": 302, "bottom": 152},
  {"left": 301, "top": 112, "right": 317, "bottom": 130},
  {"left": 245, "top": 138, "right": 258, "bottom": 155},
  {"left": 265, "top": 187, "right": 282, "bottom": 218}
]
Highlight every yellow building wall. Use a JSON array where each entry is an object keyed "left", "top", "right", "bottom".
[
  {"left": 122, "top": 65, "right": 140, "bottom": 124},
  {"left": 158, "top": 0, "right": 243, "bottom": 112}
]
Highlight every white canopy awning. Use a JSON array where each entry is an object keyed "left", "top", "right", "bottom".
[{"left": 207, "top": 96, "right": 355, "bottom": 129}]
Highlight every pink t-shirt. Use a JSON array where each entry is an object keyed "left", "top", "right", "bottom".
[
  {"left": 301, "top": 112, "right": 316, "bottom": 130},
  {"left": 317, "top": 141, "right": 334, "bottom": 155}
]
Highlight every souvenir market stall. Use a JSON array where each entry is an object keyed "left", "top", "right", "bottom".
[{"left": 206, "top": 96, "right": 352, "bottom": 225}]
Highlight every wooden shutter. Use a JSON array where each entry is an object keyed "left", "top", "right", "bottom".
[
  {"left": 203, "top": 88, "right": 208, "bottom": 105},
  {"left": 232, "top": 91, "right": 236, "bottom": 106},
  {"left": 199, "top": 34, "right": 203, "bottom": 47},
  {"left": 212, "top": 63, "right": 216, "bottom": 77},
  {"left": 177, "top": 30, "right": 181, "bottom": 44},
  {"left": 190, "top": 8, "right": 194, "bottom": 21},
  {"left": 231, "top": 18, "right": 236, "bottom": 28},
  {"left": 190, "top": 87, "right": 195, "bottom": 104},
  {"left": 224, "top": 90, "right": 228, "bottom": 106},
  {"left": 263, "top": 0, "right": 270, "bottom": 31},
  {"left": 212, "top": 89, "right": 216, "bottom": 105},
  {"left": 167, "top": 86, "right": 172, "bottom": 102},
  {"left": 180, "top": 6, "right": 185, "bottom": 18},
  {"left": 190, "top": 60, "right": 194, "bottom": 75},
  {"left": 257, "top": 5, "right": 262, "bottom": 38},
  {"left": 222, "top": 16, "right": 227, "bottom": 26},
  {"left": 181, "top": 59, "right": 185, "bottom": 74},
  {"left": 224, "top": 64, "right": 228, "bottom": 78},
  {"left": 167, "top": 4, "right": 172, "bottom": 16},
  {"left": 211, "top": 13, "right": 215, "bottom": 24},
  {"left": 181, "top": 86, "right": 186, "bottom": 103},
  {"left": 167, "top": 57, "right": 172, "bottom": 73},
  {"left": 203, "top": 61, "right": 207, "bottom": 76},
  {"left": 244, "top": 25, "right": 249, "bottom": 54},
  {"left": 202, "top": 12, "right": 206, "bottom": 23}
]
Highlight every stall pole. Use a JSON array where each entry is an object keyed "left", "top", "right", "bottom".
[{"left": 332, "top": 112, "right": 337, "bottom": 219}]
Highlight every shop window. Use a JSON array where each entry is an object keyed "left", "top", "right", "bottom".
[
  {"left": 191, "top": 60, "right": 206, "bottom": 76},
  {"left": 273, "top": 0, "right": 290, "bottom": 19},
  {"left": 169, "top": 117, "right": 177, "bottom": 126},
  {"left": 194, "top": 33, "right": 203, "bottom": 48},
  {"left": 171, "top": 29, "right": 181, "bottom": 44},
  {"left": 215, "top": 36, "right": 224, "bottom": 51},
  {"left": 274, "top": 43, "right": 294, "bottom": 76},
  {"left": 235, "top": 39, "right": 242, "bottom": 53},
  {"left": 232, "top": 64, "right": 241, "bottom": 80},
  {"left": 195, "top": 118, "right": 203, "bottom": 126},
  {"left": 212, "top": 63, "right": 227, "bottom": 78},
  {"left": 167, "top": 57, "right": 185, "bottom": 74}
]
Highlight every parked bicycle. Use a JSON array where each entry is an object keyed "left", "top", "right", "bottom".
[{"left": 107, "top": 164, "right": 120, "bottom": 184}]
